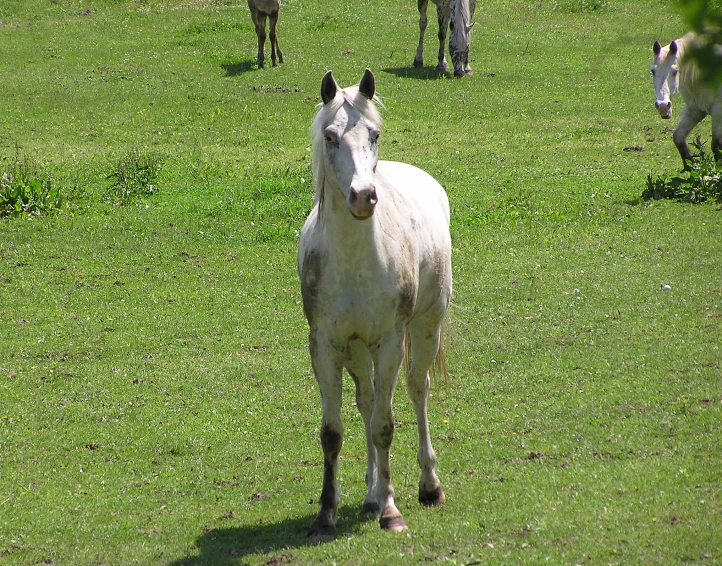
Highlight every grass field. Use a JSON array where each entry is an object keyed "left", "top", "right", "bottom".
[{"left": 1, "top": 0, "right": 721, "bottom": 564}]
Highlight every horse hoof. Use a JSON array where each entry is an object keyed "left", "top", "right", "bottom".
[
  {"left": 419, "top": 486, "right": 445, "bottom": 507},
  {"left": 379, "top": 514, "right": 407, "bottom": 532},
  {"left": 307, "top": 526, "right": 335, "bottom": 541},
  {"left": 436, "top": 63, "right": 448, "bottom": 72},
  {"left": 413, "top": 58, "right": 424, "bottom": 68},
  {"left": 362, "top": 501, "right": 380, "bottom": 515}
]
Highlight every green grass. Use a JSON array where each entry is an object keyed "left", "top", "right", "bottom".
[{"left": 1, "top": 0, "right": 721, "bottom": 565}]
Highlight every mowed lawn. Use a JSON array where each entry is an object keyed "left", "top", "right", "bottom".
[{"left": 1, "top": 0, "right": 720, "bottom": 565}]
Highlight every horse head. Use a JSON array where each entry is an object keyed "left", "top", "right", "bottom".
[
  {"left": 317, "top": 69, "right": 380, "bottom": 220},
  {"left": 652, "top": 40, "right": 680, "bottom": 119},
  {"left": 450, "top": 0, "right": 474, "bottom": 76}
]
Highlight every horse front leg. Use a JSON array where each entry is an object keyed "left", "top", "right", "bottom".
[
  {"left": 406, "top": 322, "right": 445, "bottom": 506},
  {"left": 269, "top": 10, "right": 283, "bottom": 66},
  {"left": 674, "top": 105, "right": 707, "bottom": 169},
  {"left": 435, "top": 3, "right": 450, "bottom": 72},
  {"left": 345, "top": 341, "right": 379, "bottom": 515},
  {"left": 414, "top": 0, "right": 429, "bottom": 68},
  {"left": 371, "top": 327, "right": 407, "bottom": 531},
  {"left": 253, "top": 11, "right": 267, "bottom": 68},
  {"left": 308, "top": 330, "right": 345, "bottom": 541}
]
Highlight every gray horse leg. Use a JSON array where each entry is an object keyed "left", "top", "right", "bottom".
[
  {"left": 436, "top": 3, "right": 450, "bottom": 72},
  {"left": 674, "top": 105, "right": 707, "bottom": 169},
  {"left": 414, "top": 0, "right": 429, "bottom": 68}
]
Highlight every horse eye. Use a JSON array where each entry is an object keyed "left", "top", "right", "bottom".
[{"left": 324, "top": 133, "right": 337, "bottom": 144}]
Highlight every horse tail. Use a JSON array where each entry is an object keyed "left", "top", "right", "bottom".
[{"left": 403, "top": 326, "right": 449, "bottom": 383}]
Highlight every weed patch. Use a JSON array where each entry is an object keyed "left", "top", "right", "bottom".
[
  {"left": 105, "top": 148, "right": 161, "bottom": 204},
  {"left": 0, "top": 153, "right": 63, "bottom": 218}
]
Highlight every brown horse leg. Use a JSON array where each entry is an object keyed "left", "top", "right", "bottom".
[{"left": 269, "top": 10, "right": 282, "bottom": 66}]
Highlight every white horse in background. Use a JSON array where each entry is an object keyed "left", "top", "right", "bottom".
[
  {"left": 414, "top": 0, "right": 476, "bottom": 76},
  {"left": 247, "top": 0, "right": 283, "bottom": 68},
  {"left": 652, "top": 33, "right": 722, "bottom": 168},
  {"left": 298, "top": 69, "right": 452, "bottom": 540}
]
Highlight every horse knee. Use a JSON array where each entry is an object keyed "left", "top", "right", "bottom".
[
  {"left": 320, "top": 424, "right": 343, "bottom": 458},
  {"left": 372, "top": 419, "right": 394, "bottom": 450}
]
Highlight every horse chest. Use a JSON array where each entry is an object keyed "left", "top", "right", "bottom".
[{"left": 300, "top": 246, "right": 417, "bottom": 342}]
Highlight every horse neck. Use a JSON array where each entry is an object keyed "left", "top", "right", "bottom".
[
  {"left": 452, "top": 0, "right": 471, "bottom": 25},
  {"left": 317, "top": 171, "right": 381, "bottom": 255}
]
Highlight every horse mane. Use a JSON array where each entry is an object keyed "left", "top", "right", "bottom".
[
  {"left": 310, "top": 84, "right": 383, "bottom": 213},
  {"left": 451, "top": 0, "right": 472, "bottom": 50},
  {"left": 673, "top": 33, "right": 704, "bottom": 89}
]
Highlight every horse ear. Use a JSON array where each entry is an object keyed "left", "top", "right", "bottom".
[
  {"left": 653, "top": 41, "right": 661, "bottom": 56},
  {"left": 359, "top": 68, "right": 375, "bottom": 100},
  {"left": 321, "top": 71, "right": 338, "bottom": 105},
  {"left": 670, "top": 41, "right": 678, "bottom": 55}
]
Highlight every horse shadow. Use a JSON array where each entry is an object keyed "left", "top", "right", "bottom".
[
  {"left": 221, "top": 61, "right": 256, "bottom": 77},
  {"left": 381, "top": 66, "right": 450, "bottom": 81},
  {"left": 166, "top": 505, "right": 376, "bottom": 565}
]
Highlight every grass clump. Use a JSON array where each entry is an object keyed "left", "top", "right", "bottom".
[
  {"left": 0, "top": 154, "right": 63, "bottom": 218},
  {"left": 105, "top": 148, "right": 161, "bottom": 203}
]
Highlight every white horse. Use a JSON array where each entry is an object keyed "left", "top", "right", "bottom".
[
  {"left": 247, "top": 0, "right": 283, "bottom": 68},
  {"left": 652, "top": 33, "right": 722, "bottom": 168},
  {"left": 298, "top": 69, "right": 452, "bottom": 540},
  {"left": 414, "top": 0, "right": 476, "bottom": 76}
]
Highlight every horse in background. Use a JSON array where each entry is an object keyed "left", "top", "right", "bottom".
[
  {"left": 247, "top": 0, "right": 283, "bottom": 68},
  {"left": 298, "top": 69, "right": 452, "bottom": 539},
  {"left": 652, "top": 33, "right": 722, "bottom": 168},
  {"left": 414, "top": 0, "right": 476, "bottom": 76}
]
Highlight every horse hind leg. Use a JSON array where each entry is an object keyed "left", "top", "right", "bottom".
[
  {"left": 269, "top": 10, "right": 283, "bottom": 66},
  {"left": 406, "top": 321, "right": 445, "bottom": 506},
  {"left": 711, "top": 110, "right": 722, "bottom": 163},
  {"left": 345, "top": 340, "right": 379, "bottom": 515},
  {"left": 414, "top": 0, "right": 429, "bottom": 68}
]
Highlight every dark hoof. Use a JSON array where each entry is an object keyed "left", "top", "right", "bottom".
[
  {"left": 362, "top": 501, "right": 380, "bottom": 515},
  {"left": 379, "top": 514, "right": 407, "bottom": 532},
  {"left": 307, "top": 525, "right": 335, "bottom": 541},
  {"left": 413, "top": 59, "right": 424, "bottom": 68},
  {"left": 419, "top": 486, "right": 445, "bottom": 507},
  {"left": 436, "top": 63, "right": 448, "bottom": 72}
]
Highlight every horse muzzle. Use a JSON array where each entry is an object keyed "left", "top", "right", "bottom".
[
  {"left": 655, "top": 100, "right": 672, "bottom": 119},
  {"left": 348, "top": 185, "right": 377, "bottom": 219}
]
